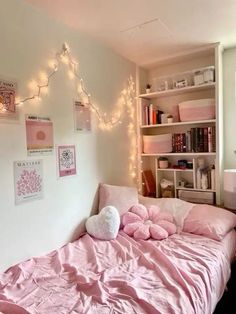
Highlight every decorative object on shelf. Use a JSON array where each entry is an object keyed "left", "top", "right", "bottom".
[
  {"left": 25, "top": 115, "right": 54, "bottom": 156},
  {"left": 224, "top": 169, "right": 236, "bottom": 210},
  {"left": 167, "top": 115, "right": 173, "bottom": 124},
  {"left": 74, "top": 100, "right": 91, "bottom": 131},
  {"left": 178, "top": 98, "right": 215, "bottom": 122},
  {"left": 145, "top": 83, "right": 152, "bottom": 93},
  {"left": 0, "top": 78, "right": 18, "bottom": 121},
  {"left": 14, "top": 159, "right": 43, "bottom": 205},
  {"left": 57, "top": 145, "right": 76, "bottom": 178},
  {"left": 158, "top": 157, "right": 169, "bottom": 169},
  {"left": 178, "top": 159, "right": 188, "bottom": 169},
  {"left": 178, "top": 178, "right": 187, "bottom": 187},
  {"left": 160, "top": 178, "right": 174, "bottom": 198},
  {"left": 193, "top": 66, "right": 214, "bottom": 86}
]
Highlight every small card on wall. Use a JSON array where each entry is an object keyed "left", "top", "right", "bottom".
[
  {"left": 0, "top": 78, "right": 18, "bottom": 121},
  {"left": 14, "top": 160, "right": 43, "bottom": 205},
  {"left": 25, "top": 115, "right": 54, "bottom": 155},
  {"left": 57, "top": 145, "right": 77, "bottom": 178},
  {"left": 74, "top": 101, "right": 91, "bottom": 131}
]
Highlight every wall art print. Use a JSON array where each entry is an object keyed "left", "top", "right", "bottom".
[
  {"left": 25, "top": 115, "right": 54, "bottom": 155},
  {"left": 0, "top": 78, "right": 17, "bottom": 120},
  {"left": 57, "top": 145, "right": 76, "bottom": 177},
  {"left": 74, "top": 101, "right": 91, "bottom": 131},
  {"left": 14, "top": 160, "right": 43, "bottom": 205}
]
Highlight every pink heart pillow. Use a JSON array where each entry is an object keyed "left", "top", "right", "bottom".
[{"left": 122, "top": 204, "right": 177, "bottom": 240}]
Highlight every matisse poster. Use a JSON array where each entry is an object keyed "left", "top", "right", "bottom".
[
  {"left": 57, "top": 145, "right": 76, "bottom": 177},
  {"left": 74, "top": 101, "right": 91, "bottom": 131},
  {"left": 14, "top": 160, "right": 43, "bottom": 205},
  {"left": 25, "top": 115, "right": 54, "bottom": 155},
  {"left": 0, "top": 78, "right": 17, "bottom": 120}
]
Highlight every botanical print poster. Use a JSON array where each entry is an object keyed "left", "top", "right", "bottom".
[
  {"left": 57, "top": 145, "right": 76, "bottom": 177},
  {"left": 0, "top": 78, "right": 17, "bottom": 120},
  {"left": 25, "top": 115, "right": 54, "bottom": 155},
  {"left": 14, "top": 160, "right": 43, "bottom": 205},
  {"left": 74, "top": 101, "right": 91, "bottom": 131}
]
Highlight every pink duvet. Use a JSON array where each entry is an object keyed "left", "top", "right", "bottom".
[{"left": 0, "top": 230, "right": 236, "bottom": 314}]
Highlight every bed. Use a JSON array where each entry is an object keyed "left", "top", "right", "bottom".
[{"left": 0, "top": 228, "right": 235, "bottom": 314}]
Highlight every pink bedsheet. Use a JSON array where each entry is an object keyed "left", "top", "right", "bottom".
[{"left": 0, "top": 230, "right": 236, "bottom": 314}]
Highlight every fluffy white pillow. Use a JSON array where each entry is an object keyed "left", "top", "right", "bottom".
[{"left": 86, "top": 206, "right": 120, "bottom": 240}]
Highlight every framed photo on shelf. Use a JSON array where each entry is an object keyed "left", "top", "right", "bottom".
[
  {"left": 74, "top": 100, "right": 91, "bottom": 131},
  {"left": 57, "top": 145, "right": 77, "bottom": 178}
]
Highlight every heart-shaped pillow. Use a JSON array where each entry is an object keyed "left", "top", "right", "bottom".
[{"left": 85, "top": 206, "right": 120, "bottom": 240}]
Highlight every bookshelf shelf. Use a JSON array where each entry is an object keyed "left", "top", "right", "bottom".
[
  {"left": 142, "top": 152, "right": 216, "bottom": 157},
  {"left": 176, "top": 187, "right": 216, "bottom": 192},
  {"left": 139, "top": 82, "right": 215, "bottom": 99},
  {"left": 157, "top": 168, "right": 193, "bottom": 172},
  {"left": 141, "top": 119, "right": 216, "bottom": 129}
]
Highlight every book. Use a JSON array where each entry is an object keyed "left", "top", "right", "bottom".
[{"left": 142, "top": 170, "right": 156, "bottom": 197}]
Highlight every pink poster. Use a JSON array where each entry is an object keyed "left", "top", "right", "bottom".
[
  {"left": 58, "top": 145, "right": 76, "bottom": 177},
  {"left": 14, "top": 160, "right": 43, "bottom": 205},
  {"left": 25, "top": 115, "right": 54, "bottom": 155}
]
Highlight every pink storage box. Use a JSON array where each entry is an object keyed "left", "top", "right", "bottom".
[
  {"left": 143, "top": 134, "right": 172, "bottom": 154},
  {"left": 178, "top": 98, "right": 215, "bottom": 122}
]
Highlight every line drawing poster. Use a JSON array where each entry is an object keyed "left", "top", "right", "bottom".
[
  {"left": 14, "top": 160, "right": 43, "bottom": 205},
  {"left": 57, "top": 145, "right": 77, "bottom": 177},
  {"left": 25, "top": 115, "right": 54, "bottom": 155}
]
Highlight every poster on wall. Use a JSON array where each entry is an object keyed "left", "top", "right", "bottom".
[
  {"left": 25, "top": 115, "right": 54, "bottom": 155},
  {"left": 14, "top": 159, "right": 43, "bottom": 205},
  {"left": 74, "top": 101, "right": 91, "bottom": 131},
  {"left": 57, "top": 145, "right": 76, "bottom": 177},
  {"left": 0, "top": 78, "right": 18, "bottom": 121}
]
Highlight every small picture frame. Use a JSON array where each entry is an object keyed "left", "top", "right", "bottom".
[{"left": 74, "top": 100, "right": 91, "bottom": 131}]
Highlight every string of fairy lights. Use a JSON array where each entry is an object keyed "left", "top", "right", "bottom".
[{"left": 0, "top": 43, "right": 139, "bottom": 184}]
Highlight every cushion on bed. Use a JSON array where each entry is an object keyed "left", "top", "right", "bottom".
[
  {"left": 98, "top": 183, "right": 138, "bottom": 215},
  {"left": 122, "top": 204, "right": 177, "bottom": 240},
  {"left": 86, "top": 206, "right": 120, "bottom": 240},
  {"left": 183, "top": 204, "right": 236, "bottom": 240},
  {"left": 139, "top": 196, "right": 194, "bottom": 231}
]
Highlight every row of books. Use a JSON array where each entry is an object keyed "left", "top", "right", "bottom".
[
  {"left": 142, "top": 104, "right": 163, "bottom": 125},
  {"left": 172, "top": 127, "right": 216, "bottom": 153}
]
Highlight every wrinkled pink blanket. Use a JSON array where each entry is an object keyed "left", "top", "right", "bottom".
[{"left": 0, "top": 230, "right": 236, "bottom": 314}]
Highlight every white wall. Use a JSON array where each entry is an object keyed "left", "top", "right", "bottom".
[
  {"left": 223, "top": 47, "right": 236, "bottom": 169},
  {"left": 0, "top": 0, "right": 135, "bottom": 272}
]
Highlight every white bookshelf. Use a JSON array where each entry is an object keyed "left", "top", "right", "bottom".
[{"left": 137, "top": 44, "right": 223, "bottom": 205}]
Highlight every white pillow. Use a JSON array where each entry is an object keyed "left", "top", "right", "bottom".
[
  {"left": 139, "top": 196, "right": 194, "bottom": 230},
  {"left": 86, "top": 206, "right": 120, "bottom": 240}
]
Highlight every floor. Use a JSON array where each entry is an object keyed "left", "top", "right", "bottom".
[{"left": 214, "top": 261, "right": 236, "bottom": 313}]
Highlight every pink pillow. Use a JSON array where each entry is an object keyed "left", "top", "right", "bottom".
[
  {"left": 183, "top": 204, "right": 236, "bottom": 240},
  {"left": 122, "top": 204, "right": 177, "bottom": 240},
  {"left": 99, "top": 183, "right": 138, "bottom": 216}
]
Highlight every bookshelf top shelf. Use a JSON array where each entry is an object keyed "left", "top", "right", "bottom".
[
  {"left": 141, "top": 152, "right": 216, "bottom": 157},
  {"left": 141, "top": 119, "right": 216, "bottom": 129},
  {"left": 139, "top": 82, "right": 215, "bottom": 99}
]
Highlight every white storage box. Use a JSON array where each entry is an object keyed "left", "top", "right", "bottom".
[
  {"left": 178, "top": 98, "right": 215, "bottom": 122},
  {"left": 178, "top": 190, "right": 215, "bottom": 205},
  {"left": 143, "top": 134, "right": 172, "bottom": 154}
]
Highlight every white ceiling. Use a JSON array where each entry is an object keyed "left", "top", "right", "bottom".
[{"left": 26, "top": 0, "right": 236, "bottom": 66}]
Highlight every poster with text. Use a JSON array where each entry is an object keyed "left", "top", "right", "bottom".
[
  {"left": 25, "top": 115, "right": 54, "bottom": 155},
  {"left": 74, "top": 101, "right": 91, "bottom": 131},
  {"left": 58, "top": 145, "right": 76, "bottom": 177},
  {"left": 0, "top": 78, "right": 17, "bottom": 120},
  {"left": 14, "top": 160, "right": 43, "bottom": 205}
]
